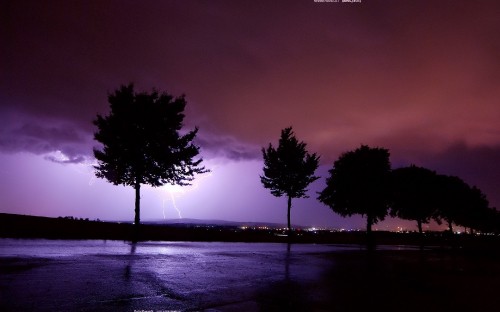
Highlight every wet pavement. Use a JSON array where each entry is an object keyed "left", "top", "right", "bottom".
[
  {"left": 0, "top": 240, "right": 353, "bottom": 311},
  {"left": 2, "top": 239, "right": 499, "bottom": 311}
]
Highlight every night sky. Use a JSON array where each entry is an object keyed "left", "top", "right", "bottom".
[{"left": 1, "top": 0, "right": 499, "bottom": 230}]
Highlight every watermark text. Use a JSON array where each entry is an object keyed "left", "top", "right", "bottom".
[{"left": 313, "top": 0, "right": 362, "bottom": 3}]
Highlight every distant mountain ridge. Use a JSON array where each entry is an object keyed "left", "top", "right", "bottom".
[{"left": 142, "top": 218, "right": 304, "bottom": 229}]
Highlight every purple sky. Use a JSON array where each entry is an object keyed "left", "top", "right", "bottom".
[{"left": 1, "top": 0, "right": 499, "bottom": 230}]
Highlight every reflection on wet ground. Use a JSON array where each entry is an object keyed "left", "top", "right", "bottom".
[
  {"left": 1, "top": 239, "right": 499, "bottom": 311},
  {"left": 0, "top": 240, "right": 345, "bottom": 311}
]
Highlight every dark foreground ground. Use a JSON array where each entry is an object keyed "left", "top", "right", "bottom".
[{"left": 1, "top": 240, "right": 499, "bottom": 312}]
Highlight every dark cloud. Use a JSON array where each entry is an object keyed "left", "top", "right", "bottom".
[
  {"left": 2, "top": 0, "right": 499, "bottom": 154},
  {"left": 1, "top": 0, "right": 499, "bottom": 212},
  {"left": 416, "top": 144, "right": 500, "bottom": 210},
  {"left": 195, "top": 132, "right": 261, "bottom": 161},
  {"left": 0, "top": 111, "right": 92, "bottom": 163},
  {"left": 44, "top": 154, "right": 87, "bottom": 165}
]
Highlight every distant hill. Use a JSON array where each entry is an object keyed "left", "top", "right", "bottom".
[
  {"left": 2, "top": 213, "right": 498, "bottom": 249},
  {"left": 0, "top": 213, "right": 315, "bottom": 243},
  {"left": 143, "top": 218, "right": 302, "bottom": 229}
]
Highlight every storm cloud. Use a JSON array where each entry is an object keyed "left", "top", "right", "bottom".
[{"left": 1, "top": 0, "right": 499, "bottom": 224}]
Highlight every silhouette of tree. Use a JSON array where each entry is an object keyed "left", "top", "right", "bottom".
[
  {"left": 93, "top": 84, "right": 207, "bottom": 233},
  {"left": 449, "top": 183, "right": 491, "bottom": 234},
  {"left": 434, "top": 174, "right": 471, "bottom": 233},
  {"left": 261, "top": 127, "right": 320, "bottom": 234},
  {"left": 318, "top": 145, "right": 391, "bottom": 239},
  {"left": 390, "top": 165, "right": 440, "bottom": 235},
  {"left": 480, "top": 206, "right": 500, "bottom": 234}
]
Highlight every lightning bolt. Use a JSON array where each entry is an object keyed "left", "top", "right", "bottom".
[
  {"left": 88, "top": 174, "right": 96, "bottom": 186},
  {"left": 158, "top": 168, "right": 214, "bottom": 220},
  {"left": 170, "top": 192, "right": 183, "bottom": 218},
  {"left": 163, "top": 193, "right": 182, "bottom": 219}
]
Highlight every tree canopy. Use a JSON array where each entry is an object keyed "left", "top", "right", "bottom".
[
  {"left": 390, "top": 166, "right": 497, "bottom": 235},
  {"left": 390, "top": 165, "right": 440, "bottom": 234},
  {"left": 434, "top": 174, "right": 472, "bottom": 232},
  {"left": 93, "top": 84, "right": 207, "bottom": 230},
  {"left": 261, "top": 127, "right": 320, "bottom": 233},
  {"left": 455, "top": 185, "right": 491, "bottom": 233},
  {"left": 434, "top": 174, "right": 494, "bottom": 233},
  {"left": 318, "top": 145, "right": 391, "bottom": 235}
]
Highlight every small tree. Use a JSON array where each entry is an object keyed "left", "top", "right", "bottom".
[
  {"left": 93, "top": 84, "right": 207, "bottom": 234},
  {"left": 390, "top": 165, "right": 440, "bottom": 235},
  {"left": 318, "top": 145, "right": 391, "bottom": 238},
  {"left": 261, "top": 127, "right": 320, "bottom": 234}
]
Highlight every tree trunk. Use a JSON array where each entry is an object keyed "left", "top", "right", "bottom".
[
  {"left": 133, "top": 181, "right": 141, "bottom": 242},
  {"left": 417, "top": 219, "right": 423, "bottom": 235},
  {"left": 287, "top": 195, "right": 292, "bottom": 234},
  {"left": 417, "top": 219, "right": 424, "bottom": 250},
  {"left": 366, "top": 214, "right": 374, "bottom": 251},
  {"left": 135, "top": 181, "right": 141, "bottom": 226},
  {"left": 366, "top": 214, "right": 372, "bottom": 235},
  {"left": 448, "top": 221, "right": 453, "bottom": 233}
]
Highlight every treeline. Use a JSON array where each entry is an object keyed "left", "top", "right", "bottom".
[
  {"left": 5, "top": 213, "right": 493, "bottom": 246},
  {"left": 262, "top": 129, "right": 499, "bottom": 236},
  {"left": 390, "top": 165, "right": 497, "bottom": 234},
  {"left": 92, "top": 85, "right": 499, "bottom": 242},
  {"left": 58, "top": 216, "right": 102, "bottom": 222}
]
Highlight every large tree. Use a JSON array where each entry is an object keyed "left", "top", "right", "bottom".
[
  {"left": 261, "top": 127, "right": 320, "bottom": 234},
  {"left": 457, "top": 186, "right": 491, "bottom": 233},
  {"left": 434, "top": 174, "right": 471, "bottom": 233},
  {"left": 318, "top": 145, "right": 391, "bottom": 237},
  {"left": 93, "top": 84, "right": 207, "bottom": 232},
  {"left": 436, "top": 175, "right": 492, "bottom": 234},
  {"left": 390, "top": 165, "right": 440, "bottom": 235}
]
